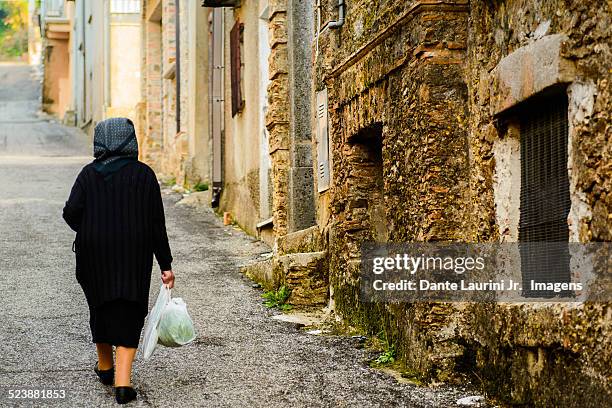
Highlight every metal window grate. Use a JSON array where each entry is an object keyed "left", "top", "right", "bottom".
[{"left": 519, "top": 95, "right": 571, "bottom": 297}]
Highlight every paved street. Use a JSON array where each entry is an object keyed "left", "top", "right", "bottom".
[{"left": 0, "top": 63, "right": 479, "bottom": 407}]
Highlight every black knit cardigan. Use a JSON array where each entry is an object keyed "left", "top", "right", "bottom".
[{"left": 63, "top": 161, "right": 172, "bottom": 313}]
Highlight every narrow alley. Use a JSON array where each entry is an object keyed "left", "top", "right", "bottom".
[{"left": 0, "top": 63, "right": 481, "bottom": 407}]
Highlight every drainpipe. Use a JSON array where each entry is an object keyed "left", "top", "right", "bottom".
[
  {"left": 210, "top": 9, "right": 224, "bottom": 208},
  {"left": 327, "top": 0, "right": 345, "bottom": 29}
]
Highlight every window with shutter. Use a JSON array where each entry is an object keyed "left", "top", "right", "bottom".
[
  {"left": 230, "top": 21, "right": 244, "bottom": 117},
  {"left": 518, "top": 95, "right": 572, "bottom": 297}
]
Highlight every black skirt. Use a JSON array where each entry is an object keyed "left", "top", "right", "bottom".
[{"left": 89, "top": 299, "right": 146, "bottom": 348}]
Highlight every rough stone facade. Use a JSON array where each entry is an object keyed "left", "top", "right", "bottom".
[
  {"left": 140, "top": 0, "right": 176, "bottom": 175},
  {"left": 159, "top": 0, "right": 181, "bottom": 180},
  {"left": 318, "top": 0, "right": 471, "bottom": 388},
  {"left": 266, "top": 0, "right": 317, "bottom": 238},
  {"left": 459, "top": 1, "right": 611, "bottom": 405},
  {"left": 266, "top": 0, "right": 291, "bottom": 237},
  {"left": 311, "top": 0, "right": 611, "bottom": 406}
]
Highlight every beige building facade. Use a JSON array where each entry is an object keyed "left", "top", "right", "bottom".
[
  {"left": 40, "top": 0, "right": 72, "bottom": 118},
  {"left": 36, "top": 0, "right": 612, "bottom": 405},
  {"left": 40, "top": 0, "right": 142, "bottom": 133}
]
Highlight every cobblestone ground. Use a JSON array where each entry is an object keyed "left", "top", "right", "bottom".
[{"left": 0, "top": 63, "right": 486, "bottom": 407}]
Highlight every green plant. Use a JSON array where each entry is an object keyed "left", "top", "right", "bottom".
[
  {"left": 374, "top": 345, "right": 396, "bottom": 365},
  {"left": 163, "top": 176, "right": 176, "bottom": 186},
  {"left": 262, "top": 286, "right": 292, "bottom": 311},
  {"left": 193, "top": 182, "right": 208, "bottom": 192},
  {"left": 370, "top": 330, "right": 396, "bottom": 366}
]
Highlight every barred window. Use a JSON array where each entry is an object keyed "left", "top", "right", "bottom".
[{"left": 518, "top": 94, "right": 571, "bottom": 297}]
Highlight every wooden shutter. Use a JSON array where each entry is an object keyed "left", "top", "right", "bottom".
[{"left": 230, "top": 21, "right": 244, "bottom": 117}]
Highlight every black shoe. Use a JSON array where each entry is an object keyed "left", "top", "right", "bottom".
[
  {"left": 94, "top": 362, "right": 114, "bottom": 386},
  {"left": 115, "top": 387, "right": 137, "bottom": 404}
]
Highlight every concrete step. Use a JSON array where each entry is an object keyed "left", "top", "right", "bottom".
[
  {"left": 277, "top": 251, "right": 328, "bottom": 306},
  {"left": 241, "top": 258, "right": 277, "bottom": 291},
  {"left": 241, "top": 251, "right": 328, "bottom": 307},
  {"left": 277, "top": 225, "right": 325, "bottom": 255}
]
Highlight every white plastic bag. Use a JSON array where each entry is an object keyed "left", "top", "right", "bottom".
[
  {"left": 157, "top": 297, "right": 196, "bottom": 347},
  {"left": 142, "top": 284, "right": 171, "bottom": 360}
]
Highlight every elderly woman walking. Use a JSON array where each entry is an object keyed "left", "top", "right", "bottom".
[{"left": 63, "top": 118, "right": 175, "bottom": 404}]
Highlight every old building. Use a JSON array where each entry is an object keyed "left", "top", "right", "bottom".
[
  {"left": 138, "top": 0, "right": 315, "bottom": 242},
  {"left": 39, "top": 0, "right": 142, "bottom": 132},
  {"left": 139, "top": 0, "right": 211, "bottom": 209},
  {"left": 244, "top": 0, "right": 611, "bottom": 406},
  {"left": 27, "top": 0, "right": 42, "bottom": 65}
]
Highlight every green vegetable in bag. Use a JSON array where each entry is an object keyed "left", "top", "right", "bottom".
[{"left": 157, "top": 297, "right": 196, "bottom": 347}]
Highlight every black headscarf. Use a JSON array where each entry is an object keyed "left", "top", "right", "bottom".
[{"left": 92, "top": 117, "right": 139, "bottom": 180}]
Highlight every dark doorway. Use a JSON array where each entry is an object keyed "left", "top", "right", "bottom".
[{"left": 347, "top": 122, "right": 387, "bottom": 242}]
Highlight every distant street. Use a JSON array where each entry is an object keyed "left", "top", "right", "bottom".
[{"left": 0, "top": 63, "right": 480, "bottom": 407}]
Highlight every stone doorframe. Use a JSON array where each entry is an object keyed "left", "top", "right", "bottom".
[{"left": 266, "top": 0, "right": 316, "bottom": 239}]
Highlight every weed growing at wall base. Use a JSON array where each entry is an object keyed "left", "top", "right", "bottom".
[
  {"left": 262, "top": 286, "right": 292, "bottom": 311},
  {"left": 374, "top": 345, "right": 396, "bottom": 365},
  {"left": 193, "top": 182, "right": 208, "bottom": 192}
]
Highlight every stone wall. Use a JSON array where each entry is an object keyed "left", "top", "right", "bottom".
[
  {"left": 286, "top": 0, "right": 316, "bottom": 232},
  {"left": 466, "top": 0, "right": 611, "bottom": 242},
  {"left": 159, "top": 0, "right": 182, "bottom": 181},
  {"left": 314, "top": 0, "right": 611, "bottom": 406},
  {"left": 460, "top": 1, "right": 612, "bottom": 405},
  {"left": 315, "top": 0, "right": 470, "bottom": 376},
  {"left": 266, "top": 0, "right": 291, "bottom": 237},
  {"left": 265, "top": 0, "right": 317, "bottom": 240}
]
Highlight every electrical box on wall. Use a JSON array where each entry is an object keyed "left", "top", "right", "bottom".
[{"left": 316, "top": 89, "right": 330, "bottom": 193}]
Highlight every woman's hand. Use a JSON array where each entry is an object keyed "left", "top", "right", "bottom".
[{"left": 161, "top": 270, "right": 175, "bottom": 289}]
